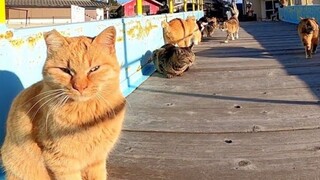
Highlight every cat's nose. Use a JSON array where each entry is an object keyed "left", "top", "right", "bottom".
[{"left": 72, "top": 82, "right": 88, "bottom": 94}]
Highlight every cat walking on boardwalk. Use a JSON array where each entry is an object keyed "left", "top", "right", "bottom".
[
  {"left": 197, "top": 16, "right": 219, "bottom": 38},
  {"left": 1, "top": 26, "right": 126, "bottom": 180},
  {"left": 297, "top": 17, "right": 319, "bottom": 59},
  {"left": 220, "top": 2, "right": 240, "bottom": 43}
]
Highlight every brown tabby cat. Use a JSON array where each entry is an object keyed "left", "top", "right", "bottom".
[
  {"left": 151, "top": 43, "right": 195, "bottom": 78},
  {"left": 1, "top": 26, "right": 126, "bottom": 179},
  {"left": 298, "top": 17, "right": 319, "bottom": 59},
  {"left": 162, "top": 16, "right": 201, "bottom": 47}
]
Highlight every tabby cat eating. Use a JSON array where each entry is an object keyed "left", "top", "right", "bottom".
[{"left": 1, "top": 26, "right": 126, "bottom": 180}]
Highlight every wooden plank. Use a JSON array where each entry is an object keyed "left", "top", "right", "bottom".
[
  {"left": 109, "top": 129, "right": 320, "bottom": 180},
  {"left": 124, "top": 107, "right": 320, "bottom": 133},
  {"left": 109, "top": 21, "right": 320, "bottom": 179},
  {"left": 138, "top": 73, "right": 320, "bottom": 92}
]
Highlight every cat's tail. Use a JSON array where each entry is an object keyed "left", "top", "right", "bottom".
[{"left": 230, "top": 2, "right": 239, "bottom": 20}]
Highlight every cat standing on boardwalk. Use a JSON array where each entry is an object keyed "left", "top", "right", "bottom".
[
  {"left": 220, "top": 2, "right": 240, "bottom": 43},
  {"left": 1, "top": 26, "right": 126, "bottom": 179},
  {"left": 162, "top": 16, "right": 202, "bottom": 47},
  {"left": 220, "top": 16, "right": 240, "bottom": 43},
  {"left": 197, "top": 16, "right": 218, "bottom": 38},
  {"left": 298, "top": 17, "right": 319, "bottom": 59}
]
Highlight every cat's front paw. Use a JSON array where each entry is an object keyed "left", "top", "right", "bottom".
[
  {"left": 166, "top": 74, "right": 174, "bottom": 78},
  {"left": 305, "top": 54, "right": 312, "bottom": 59},
  {"left": 312, "top": 49, "right": 317, "bottom": 54}
]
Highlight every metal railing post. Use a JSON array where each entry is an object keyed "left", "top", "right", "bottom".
[
  {"left": 184, "top": 0, "right": 187, "bottom": 12},
  {"left": 169, "top": 0, "right": 174, "bottom": 13},
  {"left": 0, "top": 0, "right": 6, "bottom": 24},
  {"left": 192, "top": 0, "right": 195, "bottom": 11},
  {"left": 197, "top": 0, "right": 200, "bottom": 11},
  {"left": 136, "top": 0, "right": 142, "bottom": 15}
]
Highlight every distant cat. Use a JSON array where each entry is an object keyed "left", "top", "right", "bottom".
[
  {"left": 298, "top": 17, "right": 319, "bottom": 59},
  {"left": 151, "top": 43, "right": 195, "bottom": 78},
  {"left": 1, "top": 26, "right": 126, "bottom": 180},
  {"left": 203, "top": 17, "right": 218, "bottom": 37},
  {"left": 162, "top": 16, "right": 201, "bottom": 47},
  {"left": 220, "top": 16, "right": 240, "bottom": 43},
  {"left": 220, "top": 2, "right": 240, "bottom": 43},
  {"left": 279, "top": 0, "right": 288, "bottom": 6},
  {"left": 197, "top": 16, "right": 218, "bottom": 37}
]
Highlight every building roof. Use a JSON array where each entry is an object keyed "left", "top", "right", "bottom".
[
  {"left": 117, "top": 0, "right": 163, "bottom": 6},
  {"left": 5, "top": 0, "right": 108, "bottom": 8}
]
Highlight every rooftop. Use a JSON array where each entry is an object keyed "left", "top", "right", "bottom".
[
  {"left": 116, "top": 0, "right": 163, "bottom": 6},
  {"left": 5, "top": 0, "right": 108, "bottom": 8}
]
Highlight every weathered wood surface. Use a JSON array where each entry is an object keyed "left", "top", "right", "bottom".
[{"left": 109, "top": 21, "right": 320, "bottom": 180}]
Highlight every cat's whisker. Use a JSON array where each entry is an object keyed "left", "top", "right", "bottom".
[
  {"left": 98, "top": 89, "right": 130, "bottom": 109},
  {"left": 45, "top": 100, "right": 60, "bottom": 131},
  {"left": 24, "top": 91, "right": 64, "bottom": 119},
  {"left": 31, "top": 93, "right": 66, "bottom": 122},
  {"left": 30, "top": 92, "right": 67, "bottom": 122},
  {"left": 98, "top": 89, "right": 113, "bottom": 95},
  {"left": 18, "top": 89, "right": 65, "bottom": 108},
  {"left": 45, "top": 95, "right": 69, "bottom": 131},
  {"left": 124, "top": 99, "right": 132, "bottom": 110},
  {"left": 97, "top": 93, "right": 116, "bottom": 117}
]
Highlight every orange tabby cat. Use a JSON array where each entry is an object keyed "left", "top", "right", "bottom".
[
  {"left": 220, "top": 3, "right": 240, "bottom": 43},
  {"left": 298, "top": 17, "right": 319, "bottom": 59},
  {"left": 162, "top": 16, "right": 201, "bottom": 47},
  {"left": 1, "top": 26, "right": 126, "bottom": 179},
  {"left": 220, "top": 15, "right": 240, "bottom": 43}
]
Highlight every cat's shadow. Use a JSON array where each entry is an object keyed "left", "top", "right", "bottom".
[{"left": 0, "top": 71, "right": 24, "bottom": 145}]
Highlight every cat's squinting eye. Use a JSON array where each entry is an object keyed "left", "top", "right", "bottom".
[
  {"left": 89, "top": 66, "right": 100, "bottom": 73},
  {"left": 60, "top": 67, "right": 72, "bottom": 75}
]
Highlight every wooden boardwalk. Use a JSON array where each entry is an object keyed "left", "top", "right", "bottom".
[{"left": 109, "top": 21, "right": 320, "bottom": 180}]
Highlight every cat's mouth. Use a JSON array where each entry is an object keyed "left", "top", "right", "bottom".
[{"left": 68, "top": 92, "right": 93, "bottom": 102}]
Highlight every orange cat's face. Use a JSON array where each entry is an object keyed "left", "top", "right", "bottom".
[{"left": 43, "top": 27, "right": 120, "bottom": 101}]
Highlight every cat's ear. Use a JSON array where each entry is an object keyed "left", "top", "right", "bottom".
[
  {"left": 161, "top": 21, "right": 169, "bottom": 29},
  {"left": 44, "top": 29, "right": 67, "bottom": 55},
  {"left": 93, "top": 26, "right": 116, "bottom": 52}
]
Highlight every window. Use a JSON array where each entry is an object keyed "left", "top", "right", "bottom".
[{"left": 134, "top": 5, "right": 151, "bottom": 14}]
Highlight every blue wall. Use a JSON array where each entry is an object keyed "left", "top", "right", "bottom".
[
  {"left": 279, "top": 5, "right": 320, "bottom": 24},
  {"left": 0, "top": 11, "right": 204, "bottom": 179}
]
